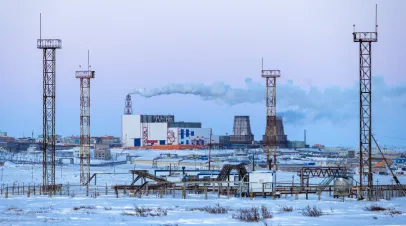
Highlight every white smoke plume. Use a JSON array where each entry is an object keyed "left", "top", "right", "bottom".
[
  {"left": 130, "top": 78, "right": 263, "bottom": 105},
  {"left": 130, "top": 77, "right": 406, "bottom": 124}
]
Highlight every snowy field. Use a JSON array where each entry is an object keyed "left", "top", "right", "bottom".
[
  {"left": 0, "top": 148, "right": 406, "bottom": 225},
  {"left": 1, "top": 192, "right": 406, "bottom": 225}
]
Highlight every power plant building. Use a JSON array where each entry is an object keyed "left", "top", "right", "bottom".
[{"left": 122, "top": 114, "right": 211, "bottom": 148}]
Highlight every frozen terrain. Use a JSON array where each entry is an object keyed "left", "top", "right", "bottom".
[{"left": 0, "top": 148, "right": 405, "bottom": 225}]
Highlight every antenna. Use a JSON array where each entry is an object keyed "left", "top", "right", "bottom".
[
  {"left": 375, "top": 4, "right": 378, "bottom": 33},
  {"left": 87, "top": 50, "right": 90, "bottom": 71},
  {"left": 262, "top": 58, "right": 263, "bottom": 71},
  {"left": 40, "top": 13, "right": 41, "bottom": 41}
]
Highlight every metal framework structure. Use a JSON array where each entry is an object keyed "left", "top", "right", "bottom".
[
  {"left": 75, "top": 55, "right": 95, "bottom": 185},
  {"left": 124, "top": 94, "right": 133, "bottom": 115},
  {"left": 167, "top": 130, "right": 176, "bottom": 145},
  {"left": 298, "top": 167, "right": 349, "bottom": 187},
  {"left": 37, "top": 16, "right": 62, "bottom": 192},
  {"left": 142, "top": 123, "right": 148, "bottom": 146},
  {"left": 262, "top": 65, "right": 280, "bottom": 170},
  {"left": 352, "top": 4, "right": 378, "bottom": 201}
]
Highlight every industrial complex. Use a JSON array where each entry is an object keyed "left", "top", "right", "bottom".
[{"left": 2, "top": 5, "right": 406, "bottom": 226}]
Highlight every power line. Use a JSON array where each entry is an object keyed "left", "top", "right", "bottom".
[{"left": 374, "top": 134, "right": 406, "bottom": 141}]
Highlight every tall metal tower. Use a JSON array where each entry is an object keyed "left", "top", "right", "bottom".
[
  {"left": 37, "top": 14, "right": 62, "bottom": 193},
  {"left": 353, "top": 5, "right": 378, "bottom": 201},
  {"left": 124, "top": 94, "right": 133, "bottom": 115},
  {"left": 76, "top": 50, "right": 95, "bottom": 185},
  {"left": 261, "top": 59, "right": 281, "bottom": 170}
]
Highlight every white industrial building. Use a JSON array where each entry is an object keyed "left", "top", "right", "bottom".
[{"left": 122, "top": 114, "right": 212, "bottom": 147}]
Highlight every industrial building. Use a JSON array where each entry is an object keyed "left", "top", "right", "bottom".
[
  {"left": 260, "top": 116, "right": 309, "bottom": 149},
  {"left": 262, "top": 116, "right": 288, "bottom": 148},
  {"left": 64, "top": 135, "right": 121, "bottom": 148},
  {"left": 122, "top": 114, "right": 212, "bottom": 148},
  {"left": 229, "top": 116, "right": 254, "bottom": 144},
  {"left": 94, "top": 149, "right": 111, "bottom": 160}
]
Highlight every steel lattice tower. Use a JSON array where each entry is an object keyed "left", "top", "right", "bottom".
[
  {"left": 37, "top": 14, "right": 62, "bottom": 193},
  {"left": 352, "top": 5, "right": 378, "bottom": 201},
  {"left": 124, "top": 94, "right": 133, "bottom": 115},
  {"left": 262, "top": 61, "right": 281, "bottom": 170},
  {"left": 76, "top": 51, "right": 95, "bottom": 185}
]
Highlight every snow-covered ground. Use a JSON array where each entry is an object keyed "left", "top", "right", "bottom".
[
  {"left": 0, "top": 148, "right": 405, "bottom": 225},
  {"left": 0, "top": 192, "right": 406, "bottom": 225}
]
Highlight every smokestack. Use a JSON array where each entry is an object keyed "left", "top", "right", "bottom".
[{"left": 304, "top": 129, "right": 306, "bottom": 145}]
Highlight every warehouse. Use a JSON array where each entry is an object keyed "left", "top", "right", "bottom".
[{"left": 122, "top": 114, "right": 212, "bottom": 148}]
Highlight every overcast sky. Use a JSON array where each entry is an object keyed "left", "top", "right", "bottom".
[{"left": 1, "top": 0, "right": 405, "bottom": 147}]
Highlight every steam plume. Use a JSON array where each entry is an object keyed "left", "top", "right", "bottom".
[{"left": 130, "top": 77, "right": 406, "bottom": 124}]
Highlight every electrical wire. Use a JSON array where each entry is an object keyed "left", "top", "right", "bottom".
[{"left": 374, "top": 134, "right": 406, "bottom": 141}]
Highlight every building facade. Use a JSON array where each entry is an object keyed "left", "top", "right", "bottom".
[
  {"left": 94, "top": 149, "right": 111, "bottom": 160},
  {"left": 122, "top": 114, "right": 212, "bottom": 147}
]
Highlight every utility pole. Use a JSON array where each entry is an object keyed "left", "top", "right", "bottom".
[{"left": 208, "top": 128, "right": 212, "bottom": 170}]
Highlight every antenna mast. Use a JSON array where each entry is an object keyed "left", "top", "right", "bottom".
[
  {"left": 76, "top": 51, "right": 95, "bottom": 185},
  {"left": 37, "top": 13, "right": 62, "bottom": 194},
  {"left": 352, "top": 4, "right": 378, "bottom": 201}
]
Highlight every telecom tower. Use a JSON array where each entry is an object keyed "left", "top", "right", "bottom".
[
  {"left": 76, "top": 51, "right": 95, "bottom": 185},
  {"left": 124, "top": 94, "right": 133, "bottom": 115},
  {"left": 37, "top": 14, "right": 62, "bottom": 193},
  {"left": 261, "top": 60, "right": 281, "bottom": 170},
  {"left": 353, "top": 5, "right": 378, "bottom": 201}
]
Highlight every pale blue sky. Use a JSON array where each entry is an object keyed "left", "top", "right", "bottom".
[{"left": 0, "top": 0, "right": 405, "bottom": 147}]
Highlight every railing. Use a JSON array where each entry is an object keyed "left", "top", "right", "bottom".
[
  {"left": 353, "top": 32, "right": 378, "bottom": 42},
  {"left": 37, "top": 39, "right": 62, "bottom": 49},
  {"left": 1, "top": 182, "right": 405, "bottom": 201}
]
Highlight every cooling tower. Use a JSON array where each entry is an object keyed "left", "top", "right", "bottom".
[
  {"left": 262, "top": 116, "right": 288, "bottom": 148},
  {"left": 230, "top": 116, "right": 254, "bottom": 144}
]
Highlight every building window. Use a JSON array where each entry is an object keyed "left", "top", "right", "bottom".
[{"left": 191, "top": 131, "right": 194, "bottom": 136}]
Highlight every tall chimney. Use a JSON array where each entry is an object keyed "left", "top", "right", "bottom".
[{"left": 304, "top": 129, "right": 307, "bottom": 146}]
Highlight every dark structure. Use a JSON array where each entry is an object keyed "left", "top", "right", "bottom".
[
  {"left": 168, "top": 121, "right": 201, "bottom": 128},
  {"left": 124, "top": 94, "right": 133, "bottom": 115},
  {"left": 352, "top": 4, "right": 378, "bottom": 201},
  {"left": 298, "top": 167, "right": 348, "bottom": 188},
  {"left": 37, "top": 13, "right": 62, "bottom": 193},
  {"left": 229, "top": 116, "right": 254, "bottom": 144},
  {"left": 262, "top": 116, "right": 288, "bottom": 148},
  {"left": 75, "top": 50, "right": 95, "bottom": 185},
  {"left": 140, "top": 115, "right": 174, "bottom": 123}
]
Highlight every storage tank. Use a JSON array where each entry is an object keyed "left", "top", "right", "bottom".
[{"left": 333, "top": 177, "right": 351, "bottom": 198}]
